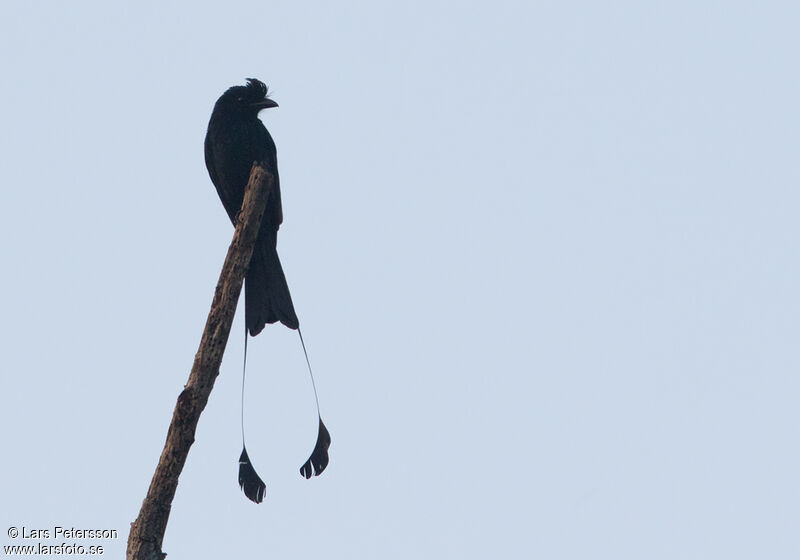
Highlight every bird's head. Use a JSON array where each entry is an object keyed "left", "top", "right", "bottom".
[{"left": 213, "top": 78, "right": 278, "bottom": 117}]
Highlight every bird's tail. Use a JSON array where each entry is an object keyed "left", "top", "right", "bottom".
[{"left": 245, "top": 233, "right": 299, "bottom": 334}]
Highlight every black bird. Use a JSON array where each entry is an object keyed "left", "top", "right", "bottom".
[
  {"left": 204, "top": 79, "right": 331, "bottom": 503},
  {"left": 205, "top": 78, "right": 298, "bottom": 334}
]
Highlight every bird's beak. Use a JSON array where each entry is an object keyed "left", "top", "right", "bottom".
[{"left": 252, "top": 98, "right": 278, "bottom": 110}]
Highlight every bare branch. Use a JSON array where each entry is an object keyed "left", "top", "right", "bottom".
[{"left": 127, "top": 164, "right": 273, "bottom": 560}]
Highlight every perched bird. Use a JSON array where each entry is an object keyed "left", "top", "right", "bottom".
[
  {"left": 205, "top": 78, "right": 298, "bottom": 334},
  {"left": 204, "top": 79, "right": 331, "bottom": 503}
]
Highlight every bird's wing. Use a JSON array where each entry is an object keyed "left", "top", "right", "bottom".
[
  {"left": 205, "top": 133, "right": 244, "bottom": 223},
  {"left": 204, "top": 134, "right": 221, "bottom": 190}
]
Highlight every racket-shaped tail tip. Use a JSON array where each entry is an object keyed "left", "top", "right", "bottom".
[
  {"left": 299, "top": 417, "right": 331, "bottom": 479},
  {"left": 239, "top": 446, "right": 266, "bottom": 503}
]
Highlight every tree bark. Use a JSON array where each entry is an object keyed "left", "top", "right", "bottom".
[{"left": 127, "top": 164, "right": 273, "bottom": 560}]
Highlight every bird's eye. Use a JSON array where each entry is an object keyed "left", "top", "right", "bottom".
[{"left": 237, "top": 96, "right": 243, "bottom": 102}]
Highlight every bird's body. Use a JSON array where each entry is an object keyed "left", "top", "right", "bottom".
[
  {"left": 204, "top": 79, "right": 330, "bottom": 503},
  {"left": 204, "top": 79, "right": 298, "bottom": 334}
]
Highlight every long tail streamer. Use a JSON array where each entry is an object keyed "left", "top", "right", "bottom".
[
  {"left": 298, "top": 328, "right": 332, "bottom": 479},
  {"left": 238, "top": 326, "right": 266, "bottom": 503},
  {"left": 237, "top": 325, "right": 332, "bottom": 503}
]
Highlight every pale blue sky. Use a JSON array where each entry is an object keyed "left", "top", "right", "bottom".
[{"left": 1, "top": 1, "right": 799, "bottom": 558}]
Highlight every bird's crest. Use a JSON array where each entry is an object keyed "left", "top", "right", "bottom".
[
  {"left": 245, "top": 78, "right": 269, "bottom": 99},
  {"left": 219, "top": 78, "right": 273, "bottom": 105}
]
